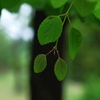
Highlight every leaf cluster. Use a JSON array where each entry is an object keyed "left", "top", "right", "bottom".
[
  {"left": 34, "top": 53, "right": 67, "bottom": 81},
  {"left": 33, "top": 5, "right": 82, "bottom": 80},
  {"left": 33, "top": 0, "right": 100, "bottom": 81}
]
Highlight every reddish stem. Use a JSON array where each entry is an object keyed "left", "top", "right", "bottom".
[
  {"left": 45, "top": 48, "right": 54, "bottom": 56},
  {"left": 45, "top": 48, "right": 60, "bottom": 58},
  {"left": 55, "top": 49, "right": 60, "bottom": 58}
]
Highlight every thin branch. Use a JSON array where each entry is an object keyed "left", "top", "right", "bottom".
[
  {"left": 55, "top": 49, "right": 60, "bottom": 58},
  {"left": 62, "top": 15, "right": 67, "bottom": 25},
  {"left": 53, "top": 40, "right": 58, "bottom": 49},
  {"left": 58, "top": 14, "right": 67, "bottom": 17},
  {"left": 66, "top": 1, "right": 73, "bottom": 14},
  {"left": 67, "top": 15, "right": 72, "bottom": 26},
  {"left": 45, "top": 48, "right": 54, "bottom": 56},
  {"left": 58, "top": 1, "right": 73, "bottom": 25}
]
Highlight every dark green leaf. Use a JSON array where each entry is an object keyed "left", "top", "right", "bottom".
[
  {"left": 44, "top": 0, "right": 62, "bottom": 15},
  {"left": 54, "top": 58, "right": 67, "bottom": 81},
  {"left": 34, "top": 54, "right": 47, "bottom": 73},
  {"left": 0, "top": 0, "right": 21, "bottom": 10},
  {"left": 38, "top": 16, "right": 63, "bottom": 45},
  {"left": 69, "top": 27, "right": 82, "bottom": 59},
  {"left": 74, "top": 0, "right": 97, "bottom": 17},
  {"left": 50, "top": 0, "right": 68, "bottom": 8},
  {"left": 25, "top": 0, "right": 46, "bottom": 10}
]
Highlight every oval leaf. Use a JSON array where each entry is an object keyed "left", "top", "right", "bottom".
[
  {"left": 54, "top": 58, "right": 67, "bottom": 81},
  {"left": 69, "top": 27, "right": 82, "bottom": 59},
  {"left": 34, "top": 54, "right": 47, "bottom": 73},
  {"left": 50, "top": 0, "right": 68, "bottom": 8},
  {"left": 38, "top": 16, "right": 63, "bottom": 45},
  {"left": 74, "top": 0, "right": 97, "bottom": 17}
]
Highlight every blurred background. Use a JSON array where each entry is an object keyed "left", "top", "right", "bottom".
[
  {"left": 0, "top": 1, "right": 100, "bottom": 100},
  {"left": 0, "top": 3, "right": 34, "bottom": 100}
]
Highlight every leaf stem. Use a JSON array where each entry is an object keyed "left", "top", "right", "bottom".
[
  {"left": 58, "top": 1, "right": 73, "bottom": 26},
  {"left": 45, "top": 48, "right": 54, "bottom": 56},
  {"left": 58, "top": 1, "right": 73, "bottom": 17},
  {"left": 62, "top": 15, "right": 67, "bottom": 25},
  {"left": 55, "top": 49, "right": 60, "bottom": 58},
  {"left": 66, "top": 1, "right": 73, "bottom": 14},
  {"left": 58, "top": 14, "right": 67, "bottom": 17},
  {"left": 67, "top": 15, "right": 72, "bottom": 26},
  {"left": 53, "top": 40, "right": 58, "bottom": 49}
]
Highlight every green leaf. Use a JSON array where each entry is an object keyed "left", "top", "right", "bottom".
[
  {"left": 38, "top": 16, "right": 63, "bottom": 45},
  {"left": 93, "top": 0, "right": 100, "bottom": 19},
  {"left": 73, "top": 0, "right": 97, "bottom": 17},
  {"left": 93, "top": 9, "right": 100, "bottom": 19},
  {"left": 50, "top": 0, "right": 68, "bottom": 8},
  {"left": 69, "top": 27, "right": 82, "bottom": 59},
  {"left": 54, "top": 58, "right": 67, "bottom": 81},
  {"left": 34, "top": 54, "right": 47, "bottom": 73}
]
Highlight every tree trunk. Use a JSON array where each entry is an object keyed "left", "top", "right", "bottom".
[{"left": 30, "top": 11, "right": 67, "bottom": 100}]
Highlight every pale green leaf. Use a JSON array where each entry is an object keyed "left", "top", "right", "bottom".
[
  {"left": 74, "top": 0, "right": 97, "bottom": 17},
  {"left": 50, "top": 0, "right": 68, "bottom": 8},
  {"left": 69, "top": 27, "right": 82, "bottom": 59},
  {"left": 38, "top": 16, "right": 63, "bottom": 45},
  {"left": 54, "top": 58, "right": 67, "bottom": 81},
  {"left": 34, "top": 54, "right": 47, "bottom": 73}
]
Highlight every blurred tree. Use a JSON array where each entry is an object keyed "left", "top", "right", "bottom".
[{"left": 29, "top": 10, "right": 68, "bottom": 100}]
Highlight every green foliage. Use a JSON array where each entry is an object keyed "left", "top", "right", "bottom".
[
  {"left": 73, "top": 0, "right": 97, "bottom": 17},
  {"left": 69, "top": 27, "right": 82, "bottom": 59},
  {"left": 50, "top": 0, "right": 68, "bottom": 8},
  {"left": 34, "top": 1, "right": 84, "bottom": 81},
  {"left": 34, "top": 54, "right": 47, "bottom": 73},
  {"left": 84, "top": 75, "right": 100, "bottom": 100},
  {"left": 38, "top": 16, "right": 63, "bottom": 45},
  {"left": 93, "top": 9, "right": 100, "bottom": 19},
  {"left": 33, "top": 48, "right": 67, "bottom": 81},
  {"left": 44, "top": 0, "right": 63, "bottom": 15},
  {"left": 54, "top": 58, "right": 67, "bottom": 81},
  {"left": 0, "top": 0, "right": 20, "bottom": 8},
  {"left": 24, "top": 0, "right": 46, "bottom": 10},
  {"left": 0, "top": 0, "right": 22, "bottom": 12},
  {"left": 93, "top": 0, "right": 100, "bottom": 19}
]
